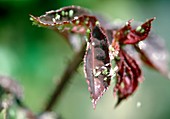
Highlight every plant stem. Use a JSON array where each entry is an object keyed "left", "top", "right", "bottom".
[{"left": 43, "top": 43, "right": 86, "bottom": 112}]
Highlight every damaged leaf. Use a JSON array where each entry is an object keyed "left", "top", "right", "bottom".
[
  {"left": 114, "top": 50, "right": 142, "bottom": 106},
  {"left": 84, "top": 26, "right": 111, "bottom": 108}
]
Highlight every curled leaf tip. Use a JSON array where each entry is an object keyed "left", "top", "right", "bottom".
[
  {"left": 114, "top": 97, "right": 123, "bottom": 108},
  {"left": 150, "top": 17, "right": 156, "bottom": 21},
  {"left": 126, "top": 19, "right": 134, "bottom": 25}
]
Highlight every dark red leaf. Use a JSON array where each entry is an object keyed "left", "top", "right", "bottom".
[
  {"left": 113, "top": 20, "right": 169, "bottom": 77},
  {"left": 114, "top": 19, "right": 132, "bottom": 44},
  {"left": 30, "top": 6, "right": 100, "bottom": 51},
  {"left": 30, "top": 6, "right": 99, "bottom": 35},
  {"left": 114, "top": 49, "right": 142, "bottom": 107},
  {"left": 84, "top": 26, "right": 111, "bottom": 108},
  {"left": 115, "top": 18, "right": 155, "bottom": 44},
  {"left": 124, "top": 17, "right": 155, "bottom": 44},
  {"left": 30, "top": 6, "right": 89, "bottom": 25}
]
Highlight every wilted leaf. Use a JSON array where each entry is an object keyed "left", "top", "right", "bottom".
[{"left": 114, "top": 19, "right": 132, "bottom": 44}]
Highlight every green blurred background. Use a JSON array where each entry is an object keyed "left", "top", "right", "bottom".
[{"left": 0, "top": 0, "right": 170, "bottom": 119}]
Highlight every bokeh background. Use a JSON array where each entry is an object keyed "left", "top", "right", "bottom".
[{"left": 0, "top": 0, "right": 170, "bottom": 119}]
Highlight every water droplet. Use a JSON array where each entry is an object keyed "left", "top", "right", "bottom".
[
  {"left": 92, "top": 42, "right": 95, "bottom": 46},
  {"left": 136, "top": 101, "right": 142, "bottom": 108}
]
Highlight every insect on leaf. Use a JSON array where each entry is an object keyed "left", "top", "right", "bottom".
[
  {"left": 115, "top": 18, "right": 155, "bottom": 44},
  {"left": 29, "top": 6, "right": 98, "bottom": 35},
  {"left": 114, "top": 49, "right": 142, "bottom": 107},
  {"left": 125, "top": 17, "right": 155, "bottom": 44},
  {"left": 84, "top": 25, "right": 111, "bottom": 108},
  {"left": 30, "top": 6, "right": 99, "bottom": 51},
  {"left": 30, "top": 5, "right": 169, "bottom": 109}
]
